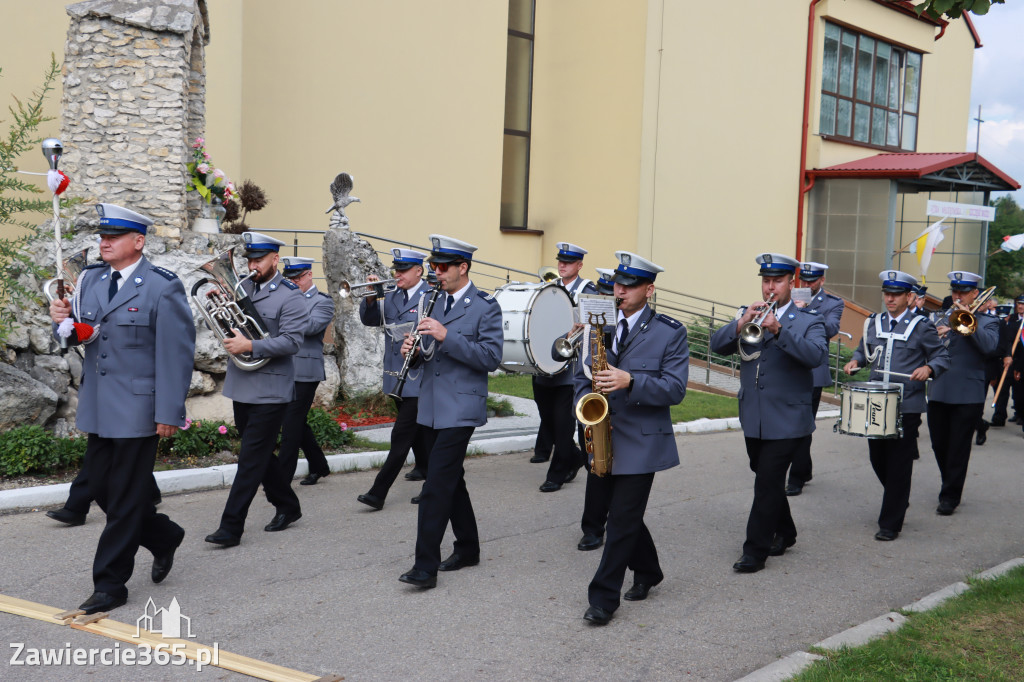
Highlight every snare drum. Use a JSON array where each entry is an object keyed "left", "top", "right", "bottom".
[
  {"left": 835, "top": 381, "right": 903, "bottom": 439},
  {"left": 494, "top": 282, "right": 574, "bottom": 376}
]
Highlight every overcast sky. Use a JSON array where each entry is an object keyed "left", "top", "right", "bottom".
[{"left": 968, "top": 4, "right": 1024, "bottom": 204}]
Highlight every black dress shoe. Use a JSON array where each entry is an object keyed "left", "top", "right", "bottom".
[
  {"left": 398, "top": 569, "right": 437, "bottom": 588},
  {"left": 438, "top": 552, "right": 480, "bottom": 572},
  {"left": 785, "top": 483, "right": 803, "bottom": 496},
  {"left": 404, "top": 469, "right": 425, "bottom": 481},
  {"left": 357, "top": 493, "right": 384, "bottom": 511},
  {"left": 991, "top": 418, "right": 1006, "bottom": 427},
  {"left": 539, "top": 480, "right": 562, "bottom": 493},
  {"left": 300, "top": 472, "right": 328, "bottom": 485},
  {"left": 768, "top": 535, "right": 796, "bottom": 556},
  {"left": 564, "top": 466, "right": 581, "bottom": 484},
  {"left": 874, "top": 528, "right": 899, "bottom": 541},
  {"left": 976, "top": 422, "right": 988, "bottom": 445},
  {"left": 46, "top": 508, "right": 86, "bottom": 526},
  {"left": 410, "top": 495, "right": 421, "bottom": 504},
  {"left": 936, "top": 500, "right": 957, "bottom": 516},
  {"left": 583, "top": 605, "right": 613, "bottom": 625},
  {"left": 624, "top": 579, "right": 661, "bottom": 601},
  {"left": 732, "top": 554, "right": 766, "bottom": 573},
  {"left": 529, "top": 453, "right": 550, "bottom": 463},
  {"left": 204, "top": 529, "right": 240, "bottom": 547},
  {"left": 79, "top": 591, "right": 127, "bottom": 615},
  {"left": 264, "top": 511, "right": 302, "bottom": 532},
  {"left": 152, "top": 530, "right": 184, "bottom": 583},
  {"left": 578, "top": 534, "right": 604, "bottom": 551}
]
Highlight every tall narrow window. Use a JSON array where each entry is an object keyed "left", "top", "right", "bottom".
[
  {"left": 500, "top": 0, "right": 535, "bottom": 229},
  {"left": 819, "top": 22, "right": 921, "bottom": 152}
]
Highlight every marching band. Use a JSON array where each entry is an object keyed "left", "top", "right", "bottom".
[{"left": 44, "top": 201, "right": 1014, "bottom": 624}]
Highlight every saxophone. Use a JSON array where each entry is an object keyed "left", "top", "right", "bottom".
[{"left": 575, "top": 313, "right": 614, "bottom": 477}]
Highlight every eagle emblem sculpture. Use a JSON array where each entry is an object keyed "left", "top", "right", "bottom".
[{"left": 325, "top": 172, "right": 361, "bottom": 228}]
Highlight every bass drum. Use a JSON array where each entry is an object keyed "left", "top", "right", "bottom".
[{"left": 494, "top": 282, "right": 574, "bottom": 376}]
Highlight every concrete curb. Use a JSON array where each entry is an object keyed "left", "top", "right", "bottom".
[{"left": 736, "top": 557, "right": 1024, "bottom": 680}]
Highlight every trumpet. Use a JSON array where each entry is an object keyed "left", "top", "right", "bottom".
[
  {"left": 739, "top": 293, "right": 777, "bottom": 345},
  {"left": 946, "top": 285, "right": 996, "bottom": 336},
  {"left": 339, "top": 278, "right": 398, "bottom": 300},
  {"left": 554, "top": 327, "right": 585, "bottom": 358}
]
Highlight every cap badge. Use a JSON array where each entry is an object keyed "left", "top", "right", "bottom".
[
  {"left": 888, "top": 271, "right": 896, "bottom": 280},
  {"left": 763, "top": 254, "right": 773, "bottom": 264},
  {"left": 954, "top": 272, "right": 963, "bottom": 280},
  {"left": 97, "top": 205, "right": 105, "bottom": 217},
  {"left": 622, "top": 254, "right": 631, "bottom": 266},
  {"left": 431, "top": 237, "right": 440, "bottom": 249},
  {"left": 243, "top": 233, "right": 252, "bottom": 243}
]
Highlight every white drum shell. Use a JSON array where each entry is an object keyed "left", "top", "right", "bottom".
[
  {"left": 836, "top": 381, "right": 903, "bottom": 439},
  {"left": 494, "top": 283, "right": 574, "bottom": 376}
]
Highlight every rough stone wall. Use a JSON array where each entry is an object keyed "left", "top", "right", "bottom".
[{"left": 60, "top": 0, "right": 208, "bottom": 236}]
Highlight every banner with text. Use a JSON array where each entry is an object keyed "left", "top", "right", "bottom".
[{"left": 926, "top": 200, "right": 996, "bottom": 222}]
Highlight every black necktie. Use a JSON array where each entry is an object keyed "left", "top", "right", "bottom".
[
  {"left": 617, "top": 319, "right": 629, "bottom": 350},
  {"left": 444, "top": 294, "right": 454, "bottom": 315},
  {"left": 254, "top": 282, "right": 261, "bottom": 295},
  {"left": 403, "top": 289, "right": 409, "bottom": 306},
  {"left": 107, "top": 271, "right": 121, "bottom": 302},
  {"left": 890, "top": 318, "right": 898, "bottom": 331}
]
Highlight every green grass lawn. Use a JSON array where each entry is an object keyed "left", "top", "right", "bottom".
[
  {"left": 488, "top": 373, "right": 738, "bottom": 423},
  {"left": 793, "top": 565, "right": 1024, "bottom": 681}
]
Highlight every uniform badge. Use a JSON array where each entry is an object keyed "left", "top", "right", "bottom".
[
  {"left": 100, "top": 273, "right": 108, "bottom": 280},
  {"left": 270, "top": 283, "right": 277, "bottom": 290},
  {"left": 788, "top": 313, "right": 795, "bottom": 319},
  {"left": 134, "top": 276, "right": 143, "bottom": 284},
  {"left": 128, "top": 307, "right": 138, "bottom": 312},
  {"left": 464, "top": 297, "right": 470, "bottom": 304}
]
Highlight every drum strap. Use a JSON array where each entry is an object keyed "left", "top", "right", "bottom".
[{"left": 870, "top": 314, "right": 924, "bottom": 384}]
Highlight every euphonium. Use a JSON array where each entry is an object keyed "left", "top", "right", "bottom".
[
  {"left": 947, "top": 285, "right": 996, "bottom": 336},
  {"left": 191, "top": 247, "right": 271, "bottom": 371},
  {"left": 575, "top": 313, "right": 613, "bottom": 477}
]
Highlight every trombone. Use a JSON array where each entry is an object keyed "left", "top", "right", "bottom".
[
  {"left": 945, "top": 285, "right": 996, "bottom": 336},
  {"left": 739, "top": 293, "right": 777, "bottom": 345},
  {"left": 338, "top": 278, "right": 398, "bottom": 300}
]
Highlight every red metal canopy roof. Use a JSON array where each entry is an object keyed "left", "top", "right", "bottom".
[{"left": 811, "top": 152, "right": 1020, "bottom": 190}]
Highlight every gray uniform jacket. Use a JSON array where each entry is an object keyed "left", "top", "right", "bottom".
[
  {"left": 293, "top": 285, "right": 335, "bottom": 383},
  {"left": 59, "top": 256, "right": 195, "bottom": 438},
  {"left": 222, "top": 271, "right": 305, "bottom": 404},
  {"left": 415, "top": 283, "right": 503, "bottom": 429},
  {"left": 359, "top": 281, "right": 430, "bottom": 398},
  {"left": 569, "top": 307, "right": 688, "bottom": 473},
  {"left": 537, "top": 277, "right": 598, "bottom": 388},
  {"left": 808, "top": 289, "right": 845, "bottom": 387},
  {"left": 710, "top": 305, "right": 828, "bottom": 440},
  {"left": 851, "top": 312, "right": 950, "bottom": 413},
  {"left": 929, "top": 311, "right": 1000, "bottom": 404},
  {"left": 573, "top": 308, "right": 689, "bottom": 475}
]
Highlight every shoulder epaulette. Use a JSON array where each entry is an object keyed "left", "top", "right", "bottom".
[
  {"left": 281, "top": 279, "right": 299, "bottom": 290},
  {"left": 151, "top": 266, "right": 178, "bottom": 281},
  {"left": 83, "top": 263, "right": 105, "bottom": 271},
  {"left": 868, "top": 312, "right": 877, "bottom": 319},
  {"left": 825, "top": 292, "right": 842, "bottom": 301},
  {"left": 477, "top": 290, "right": 496, "bottom": 303},
  {"left": 655, "top": 313, "right": 682, "bottom": 329},
  {"left": 317, "top": 291, "right": 331, "bottom": 299}
]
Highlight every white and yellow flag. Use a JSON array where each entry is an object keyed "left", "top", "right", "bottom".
[{"left": 908, "top": 218, "right": 950, "bottom": 282}]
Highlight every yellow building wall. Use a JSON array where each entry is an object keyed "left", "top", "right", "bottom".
[
  {"left": 643, "top": 1, "right": 811, "bottom": 306},
  {"left": 526, "top": 0, "right": 647, "bottom": 273}
]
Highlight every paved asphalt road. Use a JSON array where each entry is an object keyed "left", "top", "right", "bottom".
[{"left": 2, "top": 418, "right": 1023, "bottom": 681}]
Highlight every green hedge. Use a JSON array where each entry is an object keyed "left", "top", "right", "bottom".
[{"left": 0, "top": 425, "right": 87, "bottom": 477}]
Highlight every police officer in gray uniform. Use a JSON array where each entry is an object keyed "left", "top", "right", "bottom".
[
  {"left": 535, "top": 242, "right": 596, "bottom": 492},
  {"left": 710, "top": 253, "right": 827, "bottom": 573},
  {"left": 276, "top": 257, "right": 336, "bottom": 486},
  {"left": 844, "top": 271, "right": 949, "bottom": 540},
  {"left": 575, "top": 251, "right": 688, "bottom": 626},
  {"left": 786, "top": 262, "right": 845, "bottom": 496},
  {"left": 49, "top": 203, "right": 194, "bottom": 614},
  {"left": 397, "top": 235, "right": 503, "bottom": 589},
  {"left": 205, "top": 232, "right": 307, "bottom": 547},
  {"left": 357, "top": 248, "right": 433, "bottom": 509},
  {"left": 927, "top": 271, "right": 1001, "bottom": 516}
]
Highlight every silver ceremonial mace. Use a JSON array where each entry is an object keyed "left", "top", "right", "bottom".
[{"left": 42, "top": 138, "right": 66, "bottom": 349}]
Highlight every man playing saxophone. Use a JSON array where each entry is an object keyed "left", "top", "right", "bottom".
[
  {"left": 576, "top": 251, "right": 689, "bottom": 626},
  {"left": 710, "top": 253, "right": 827, "bottom": 574}
]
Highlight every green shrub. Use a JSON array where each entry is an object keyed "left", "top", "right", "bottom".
[
  {"left": 0, "top": 425, "right": 56, "bottom": 476},
  {"left": 307, "top": 407, "right": 354, "bottom": 450},
  {"left": 487, "top": 397, "right": 516, "bottom": 417},
  {"left": 157, "top": 419, "right": 238, "bottom": 459},
  {"left": 53, "top": 435, "right": 87, "bottom": 468}
]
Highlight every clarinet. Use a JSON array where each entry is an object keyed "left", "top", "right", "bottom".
[{"left": 386, "top": 282, "right": 443, "bottom": 401}]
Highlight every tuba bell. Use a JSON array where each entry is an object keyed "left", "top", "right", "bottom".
[
  {"left": 43, "top": 249, "right": 90, "bottom": 302},
  {"left": 191, "top": 247, "right": 271, "bottom": 371}
]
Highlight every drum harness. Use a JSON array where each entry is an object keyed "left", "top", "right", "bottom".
[{"left": 863, "top": 313, "right": 926, "bottom": 396}]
